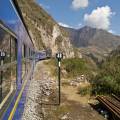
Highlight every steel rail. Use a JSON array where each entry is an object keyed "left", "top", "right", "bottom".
[{"left": 97, "top": 96, "right": 120, "bottom": 119}]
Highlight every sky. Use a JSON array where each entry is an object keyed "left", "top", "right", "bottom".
[
  {"left": 0, "top": 0, "right": 18, "bottom": 24},
  {"left": 36, "top": 0, "right": 120, "bottom": 35},
  {"left": 0, "top": 0, "right": 120, "bottom": 35}
]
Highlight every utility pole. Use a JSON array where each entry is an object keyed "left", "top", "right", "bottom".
[{"left": 56, "top": 52, "right": 63, "bottom": 105}]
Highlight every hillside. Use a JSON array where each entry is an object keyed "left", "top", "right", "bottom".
[
  {"left": 15, "top": 0, "right": 75, "bottom": 58},
  {"left": 64, "top": 26, "right": 120, "bottom": 60},
  {"left": 92, "top": 45, "right": 120, "bottom": 95}
]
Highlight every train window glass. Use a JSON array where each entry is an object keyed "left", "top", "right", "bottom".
[
  {"left": 22, "top": 44, "right": 26, "bottom": 58},
  {"left": 26, "top": 47, "right": 28, "bottom": 59},
  {"left": 11, "top": 37, "right": 17, "bottom": 61},
  {"left": 2, "top": 67, "right": 11, "bottom": 100},
  {"left": 24, "top": 45, "right": 26, "bottom": 58},
  {"left": 0, "top": 27, "right": 11, "bottom": 64},
  {"left": 22, "top": 45, "right": 26, "bottom": 79},
  {"left": 22, "top": 45, "right": 24, "bottom": 58},
  {"left": 0, "top": 26, "right": 11, "bottom": 102},
  {"left": 31, "top": 50, "right": 33, "bottom": 57},
  {"left": 0, "top": 25, "right": 17, "bottom": 103},
  {"left": 11, "top": 37, "right": 17, "bottom": 90},
  {"left": 29, "top": 48, "right": 31, "bottom": 57},
  {"left": 26, "top": 47, "right": 30, "bottom": 73}
]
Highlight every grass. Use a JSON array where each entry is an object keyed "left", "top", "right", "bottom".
[
  {"left": 62, "top": 58, "right": 96, "bottom": 79},
  {"left": 44, "top": 57, "right": 97, "bottom": 80},
  {"left": 77, "top": 84, "right": 92, "bottom": 96}
]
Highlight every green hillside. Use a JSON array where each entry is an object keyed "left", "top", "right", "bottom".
[{"left": 92, "top": 46, "right": 120, "bottom": 95}]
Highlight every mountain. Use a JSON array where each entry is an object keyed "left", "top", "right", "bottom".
[
  {"left": 64, "top": 26, "right": 120, "bottom": 60},
  {"left": 15, "top": 0, "right": 75, "bottom": 58}
]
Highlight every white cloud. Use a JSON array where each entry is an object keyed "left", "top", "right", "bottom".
[
  {"left": 58, "top": 22, "right": 72, "bottom": 28},
  {"left": 84, "top": 6, "right": 114, "bottom": 30},
  {"left": 39, "top": 3, "right": 50, "bottom": 9},
  {"left": 108, "top": 29, "right": 115, "bottom": 34},
  {"left": 72, "top": 0, "right": 88, "bottom": 10}
]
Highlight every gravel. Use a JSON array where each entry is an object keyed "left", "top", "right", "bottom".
[{"left": 22, "top": 62, "right": 57, "bottom": 120}]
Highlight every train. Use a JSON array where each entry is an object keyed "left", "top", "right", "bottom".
[
  {"left": 0, "top": 17, "right": 36, "bottom": 119},
  {"left": 0, "top": 0, "right": 52, "bottom": 119},
  {"left": 35, "top": 49, "right": 52, "bottom": 61}
]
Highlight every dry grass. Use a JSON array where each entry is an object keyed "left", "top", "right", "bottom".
[{"left": 61, "top": 85, "right": 91, "bottom": 105}]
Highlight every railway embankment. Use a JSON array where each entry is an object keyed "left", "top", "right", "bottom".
[
  {"left": 22, "top": 60, "right": 104, "bottom": 120},
  {"left": 22, "top": 61, "right": 57, "bottom": 120}
]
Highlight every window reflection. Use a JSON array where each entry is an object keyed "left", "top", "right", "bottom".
[{"left": 0, "top": 21, "right": 17, "bottom": 103}]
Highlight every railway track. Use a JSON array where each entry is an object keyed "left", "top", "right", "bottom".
[
  {"left": 112, "top": 94, "right": 120, "bottom": 102},
  {"left": 96, "top": 95, "right": 120, "bottom": 120}
]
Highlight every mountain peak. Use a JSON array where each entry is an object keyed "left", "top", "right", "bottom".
[
  {"left": 78, "top": 26, "right": 111, "bottom": 34},
  {"left": 64, "top": 25, "right": 120, "bottom": 58}
]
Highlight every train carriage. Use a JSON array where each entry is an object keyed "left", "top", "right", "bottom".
[
  {"left": 0, "top": 5, "right": 36, "bottom": 120},
  {"left": 0, "top": 0, "right": 52, "bottom": 119}
]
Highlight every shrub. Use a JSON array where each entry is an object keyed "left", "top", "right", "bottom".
[
  {"left": 62, "top": 58, "right": 90, "bottom": 78},
  {"left": 78, "top": 86, "right": 91, "bottom": 96},
  {"left": 91, "top": 55, "right": 120, "bottom": 95}
]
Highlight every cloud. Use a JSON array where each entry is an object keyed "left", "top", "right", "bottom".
[
  {"left": 58, "top": 22, "right": 72, "bottom": 28},
  {"left": 108, "top": 29, "right": 115, "bottom": 34},
  {"left": 72, "top": 0, "right": 88, "bottom": 10},
  {"left": 39, "top": 3, "right": 50, "bottom": 10},
  {"left": 84, "top": 6, "right": 114, "bottom": 30}
]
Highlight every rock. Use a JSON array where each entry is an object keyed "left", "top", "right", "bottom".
[
  {"left": 70, "top": 80, "right": 79, "bottom": 86},
  {"left": 60, "top": 113, "right": 70, "bottom": 120},
  {"left": 61, "top": 115, "right": 68, "bottom": 120}
]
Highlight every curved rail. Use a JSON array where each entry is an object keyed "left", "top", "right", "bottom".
[
  {"left": 112, "top": 94, "right": 120, "bottom": 102},
  {"left": 96, "top": 95, "right": 120, "bottom": 119}
]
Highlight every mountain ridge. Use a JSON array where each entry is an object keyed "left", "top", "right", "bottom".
[{"left": 63, "top": 26, "right": 120, "bottom": 60}]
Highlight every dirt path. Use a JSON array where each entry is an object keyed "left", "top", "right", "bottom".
[{"left": 22, "top": 61, "right": 104, "bottom": 120}]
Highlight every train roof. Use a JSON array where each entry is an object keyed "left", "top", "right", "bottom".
[
  {"left": 0, "top": 20, "right": 17, "bottom": 39},
  {"left": 11, "top": 0, "right": 34, "bottom": 48}
]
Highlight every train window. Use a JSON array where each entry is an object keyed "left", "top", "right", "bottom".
[
  {"left": 22, "top": 45, "right": 26, "bottom": 80},
  {"left": 31, "top": 50, "right": 32, "bottom": 56},
  {"left": 0, "top": 26, "right": 11, "bottom": 102},
  {"left": 24, "top": 45, "right": 26, "bottom": 58},
  {"left": 11, "top": 37, "right": 17, "bottom": 61},
  {"left": 10, "top": 37, "right": 17, "bottom": 90},
  {"left": 26, "top": 47, "right": 29, "bottom": 59},
  {"left": 0, "top": 27, "right": 11, "bottom": 64},
  {"left": 26, "top": 47, "right": 31, "bottom": 73},
  {"left": 22, "top": 44, "right": 26, "bottom": 58},
  {"left": 29, "top": 48, "right": 31, "bottom": 57},
  {"left": 0, "top": 24, "right": 17, "bottom": 103}
]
